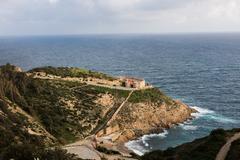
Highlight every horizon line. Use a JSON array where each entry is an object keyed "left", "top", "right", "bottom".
[{"left": 1, "top": 31, "right": 240, "bottom": 37}]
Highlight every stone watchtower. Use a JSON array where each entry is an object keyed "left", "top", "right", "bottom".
[{"left": 121, "top": 77, "right": 146, "bottom": 89}]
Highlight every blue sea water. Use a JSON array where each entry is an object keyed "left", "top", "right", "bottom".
[{"left": 0, "top": 34, "right": 240, "bottom": 154}]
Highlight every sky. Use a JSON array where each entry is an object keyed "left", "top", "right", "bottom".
[{"left": 0, "top": 0, "right": 240, "bottom": 35}]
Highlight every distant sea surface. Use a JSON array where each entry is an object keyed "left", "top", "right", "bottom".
[{"left": 1, "top": 34, "right": 240, "bottom": 155}]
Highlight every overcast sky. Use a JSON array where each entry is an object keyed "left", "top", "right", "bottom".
[{"left": 0, "top": 0, "right": 240, "bottom": 35}]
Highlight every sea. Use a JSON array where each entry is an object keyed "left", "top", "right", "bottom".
[{"left": 0, "top": 33, "right": 240, "bottom": 155}]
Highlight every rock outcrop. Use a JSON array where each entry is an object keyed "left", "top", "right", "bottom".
[{"left": 97, "top": 96, "right": 196, "bottom": 143}]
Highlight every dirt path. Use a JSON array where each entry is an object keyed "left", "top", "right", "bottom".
[
  {"left": 86, "top": 81, "right": 138, "bottom": 91},
  {"left": 215, "top": 132, "right": 240, "bottom": 160},
  {"left": 93, "top": 90, "right": 134, "bottom": 135},
  {"left": 70, "top": 84, "right": 89, "bottom": 90},
  {"left": 66, "top": 145, "right": 102, "bottom": 160},
  {"left": 106, "top": 90, "right": 134, "bottom": 126},
  {"left": 64, "top": 91, "right": 134, "bottom": 160},
  {"left": 30, "top": 73, "right": 142, "bottom": 91}
]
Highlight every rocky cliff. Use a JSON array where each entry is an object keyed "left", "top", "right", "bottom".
[{"left": 97, "top": 89, "right": 195, "bottom": 143}]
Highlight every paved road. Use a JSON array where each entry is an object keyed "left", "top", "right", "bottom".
[{"left": 215, "top": 132, "right": 240, "bottom": 160}]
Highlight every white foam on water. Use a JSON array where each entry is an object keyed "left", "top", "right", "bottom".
[
  {"left": 205, "top": 114, "right": 238, "bottom": 124},
  {"left": 142, "top": 130, "right": 168, "bottom": 141},
  {"left": 125, "top": 130, "right": 169, "bottom": 156},
  {"left": 184, "top": 121, "right": 193, "bottom": 125},
  {"left": 191, "top": 106, "right": 238, "bottom": 124},
  {"left": 125, "top": 140, "right": 146, "bottom": 156},
  {"left": 181, "top": 119, "right": 193, "bottom": 125},
  {"left": 181, "top": 125, "right": 198, "bottom": 130},
  {"left": 191, "top": 106, "right": 215, "bottom": 118},
  {"left": 126, "top": 106, "right": 238, "bottom": 156}
]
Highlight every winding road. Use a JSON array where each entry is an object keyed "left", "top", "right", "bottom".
[{"left": 215, "top": 132, "right": 240, "bottom": 160}]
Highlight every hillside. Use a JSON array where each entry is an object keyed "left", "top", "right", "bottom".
[
  {"left": 141, "top": 128, "right": 240, "bottom": 160},
  {"left": 0, "top": 64, "right": 128, "bottom": 144},
  {"left": 226, "top": 138, "right": 240, "bottom": 160},
  {"left": 0, "top": 64, "right": 195, "bottom": 159}
]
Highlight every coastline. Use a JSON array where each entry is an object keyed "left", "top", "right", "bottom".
[
  {"left": 65, "top": 117, "right": 196, "bottom": 159},
  {"left": 124, "top": 106, "right": 199, "bottom": 156},
  {"left": 97, "top": 99, "right": 197, "bottom": 141},
  {"left": 124, "top": 105, "right": 228, "bottom": 156},
  {"left": 64, "top": 101, "right": 197, "bottom": 159},
  {"left": 63, "top": 102, "right": 240, "bottom": 160}
]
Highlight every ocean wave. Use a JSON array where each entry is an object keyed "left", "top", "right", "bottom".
[
  {"left": 181, "top": 125, "right": 198, "bottom": 130},
  {"left": 191, "top": 106, "right": 215, "bottom": 118},
  {"left": 142, "top": 130, "right": 168, "bottom": 140},
  {"left": 125, "top": 141, "right": 146, "bottom": 156},
  {"left": 191, "top": 106, "right": 238, "bottom": 124},
  {"left": 142, "top": 130, "right": 168, "bottom": 147},
  {"left": 125, "top": 130, "right": 169, "bottom": 156},
  {"left": 205, "top": 114, "right": 238, "bottom": 124},
  {"left": 126, "top": 106, "right": 238, "bottom": 156}
]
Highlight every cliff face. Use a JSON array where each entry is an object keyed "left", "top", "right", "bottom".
[
  {"left": 97, "top": 97, "right": 195, "bottom": 143},
  {"left": 119, "top": 101, "right": 194, "bottom": 142}
]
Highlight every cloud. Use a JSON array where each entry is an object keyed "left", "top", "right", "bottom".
[
  {"left": 0, "top": 0, "right": 240, "bottom": 35},
  {"left": 49, "top": 0, "right": 59, "bottom": 4}
]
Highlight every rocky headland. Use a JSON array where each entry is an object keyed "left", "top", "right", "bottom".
[
  {"left": 97, "top": 95, "right": 195, "bottom": 143},
  {"left": 0, "top": 64, "right": 196, "bottom": 160}
]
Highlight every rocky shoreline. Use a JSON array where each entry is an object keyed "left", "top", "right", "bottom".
[
  {"left": 91, "top": 99, "right": 197, "bottom": 159},
  {"left": 97, "top": 100, "right": 197, "bottom": 143},
  {"left": 65, "top": 101, "right": 197, "bottom": 159}
]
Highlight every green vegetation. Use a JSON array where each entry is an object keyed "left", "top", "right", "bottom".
[
  {"left": 0, "top": 64, "right": 48, "bottom": 150},
  {"left": 0, "top": 144, "right": 82, "bottom": 160},
  {"left": 84, "top": 85, "right": 130, "bottom": 134},
  {"left": 86, "top": 85, "right": 130, "bottom": 98},
  {"left": 23, "top": 79, "right": 85, "bottom": 143},
  {"left": 0, "top": 99, "right": 45, "bottom": 150},
  {"left": 141, "top": 128, "right": 236, "bottom": 160},
  {"left": 226, "top": 139, "right": 240, "bottom": 160},
  {"left": 0, "top": 64, "right": 134, "bottom": 155},
  {"left": 0, "top": 64, "right": 78, "bottom": 158},
  {"left": 29, "top": 66, "right": 116, "bottom": 81},
  {"left": 129, "top": 88, "right": 174, "bottom": 105}
]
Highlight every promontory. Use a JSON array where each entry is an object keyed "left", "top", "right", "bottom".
[{"left": 0, "top": 64, "right": 196, "bottom": 160}]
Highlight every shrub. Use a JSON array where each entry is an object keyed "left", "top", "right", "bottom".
[
  {"left": 29, "top": 66, "right": 115, "bottom": 81},
  {"left": 0, "top": 144, "right": 81, "bottom": 160}
]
